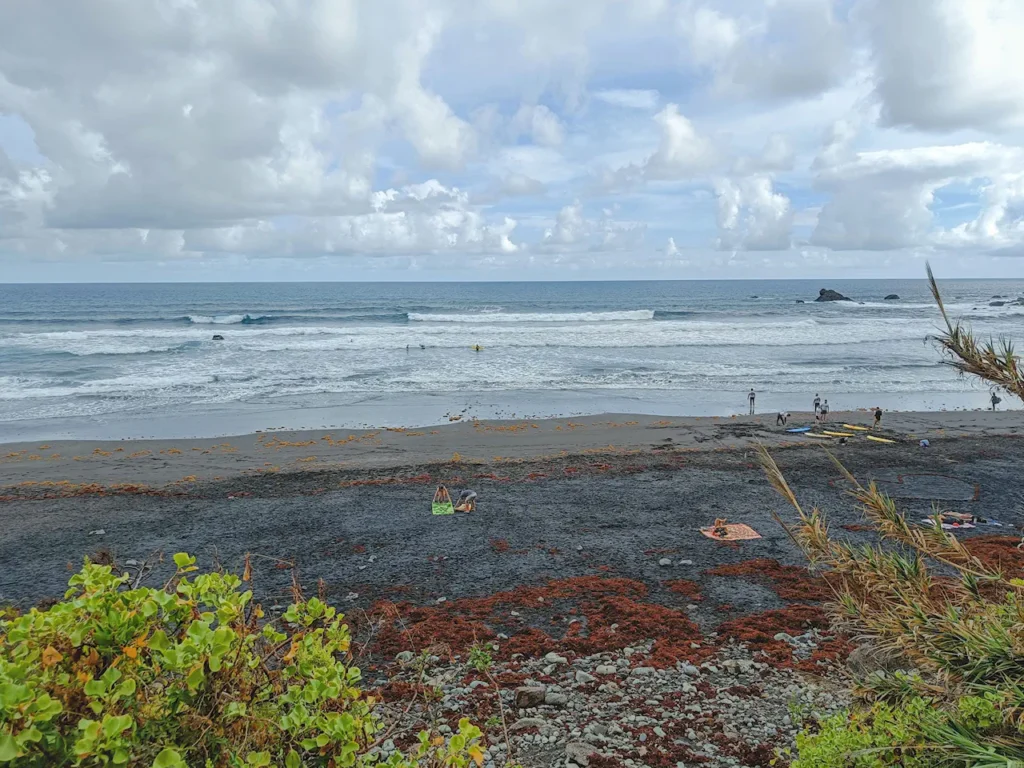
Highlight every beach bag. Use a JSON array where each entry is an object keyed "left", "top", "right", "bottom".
[{"left": 432, "top": 486, "right": 455, "bottom": 516}]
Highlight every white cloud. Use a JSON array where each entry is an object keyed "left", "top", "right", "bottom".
[
  {"left": 812, "top": 142, "right": 1024, "bottom": 251},
  {"left": 860, "top": 0, "right": 1024, "bottom": 132},
  {"left": 592, "top": 89, "right": 660, "bottom": 110},
  {"left": 678, "top": 0, "right": 850, "bottom": 101},
  {"left": 544, "top": 200, "right": 587, "bottom": 244},
  {"left": 715, "top": 175, "right": 793, "bottom": 251},
  {"left": 645, "top": 104, "right": 719, "bottom": 179},
  {"left": 1, "top": 0, "right": 1023, "bottom": 277},
  {"left": 512, "top": 103, "right": 565, "bottom": 147}
]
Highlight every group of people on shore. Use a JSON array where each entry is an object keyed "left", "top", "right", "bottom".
[{"left": 747, "top": 389, "right": 883, "bottom": 429}]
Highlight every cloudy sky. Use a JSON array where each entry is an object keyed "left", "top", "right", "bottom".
[{"left": 3, "top": 0, "right": 1024, "bottom": 282}]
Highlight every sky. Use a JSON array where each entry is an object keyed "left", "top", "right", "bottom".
[{"left": 2, "top": 0, "right": 1024, "bottom": 282}]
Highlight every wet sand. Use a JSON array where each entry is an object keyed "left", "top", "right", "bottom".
[{"left": 2, "top": 409, "right": 1022, "bottom": 490}]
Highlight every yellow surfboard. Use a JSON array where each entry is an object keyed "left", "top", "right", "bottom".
[
  {"left": 823, "top": 431, "right": 854, "bottom": 437},
  {"left": 842, "top": 424, "right": 869, "bottom": 431},
  {"left": 866, "top": 435, "right": 895, "bottom": 444},
  {"left": 804, "top": 432, "right": 832, "bottom": 439}
]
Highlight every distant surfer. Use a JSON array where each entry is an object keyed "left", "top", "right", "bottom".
[
  {"left": 472, "top": 345, "right": 482, "bottom": 352},
  {"left": 748, "top": 388, "right": 756, "bottom": 415},
  {"left": 873, "top": 407, "right": 883, "bottom": 428},
  {"left": 820, "top": 400, "right": 830, "bottom": 422},
  {"left": 776, "top": 411, "right": 789, "bottom": 426},
  {"left": 813, "top": 393, "right": 821, "bottom": 415},
  {"left": 991, "top": 391, "right": 1001, "bottom": 411}
]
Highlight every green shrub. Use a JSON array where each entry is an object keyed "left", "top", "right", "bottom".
[{"left": 0, "top": 553, "right": 484, "bottom": 767}]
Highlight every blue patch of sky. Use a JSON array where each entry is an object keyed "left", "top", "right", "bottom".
[{"left": 0, "top": 114, "right": 47, "bottom": 166}]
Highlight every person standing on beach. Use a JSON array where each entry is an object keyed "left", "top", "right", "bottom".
[
  {"left": 813, "top": 394, "right": 821, "bottom": 415},
  {"left": 821, "top": 399, "right": 830, "bottom": 422},
  {"left": 748, "top": 388, "right": 756, "bottom": 415},
  {"left": 776, "top": 411, "right": 789, "bottom": 426},
  {"left": 873, "top": 407, "right": 882, "bottom": 429},
  {"left": 991, "top": 391, "right": 1001, "bottom": 411}
]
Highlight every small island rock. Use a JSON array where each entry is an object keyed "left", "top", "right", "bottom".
[
  {"left": 212, "top": 334, "right": 225, "bottom": 341},
  {"left": 815, "top": 288, "right": 852, "bottom": 302},
  {"left": 884, "top": 294, "right": 899, "bottom": 300}
]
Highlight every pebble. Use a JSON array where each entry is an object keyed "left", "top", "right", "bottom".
[
  {"left": 395, "top": 651, "right": 415, "bottom": 663},
  {"left": 575, "top": 670, "right": 597, "bottom": 685},
  {"left": 595, "top": 665, "right": 617, "bottom": 675},
  {"left": 88, "top": 529, "right": 105, "bottom": 535},
  {"left": 545, "top": 652, "right": 569, "bottom": 665},
  {"left": 658, "top": 558, "right": 673, "bottom": 567},
  {"left": 629, "top": 667, "right": 656, "bottom": 677}
]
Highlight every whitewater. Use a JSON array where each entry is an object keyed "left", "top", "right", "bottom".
[{"left": 2, "top": 279, "right": 1022, "bottom": 440}]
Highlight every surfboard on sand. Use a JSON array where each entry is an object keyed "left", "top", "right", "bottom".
[
  {"left": 804, "top": 432, "right": 832, "bottom": 439},
  {"left": 786, "top": 426, "right": 812, "bottom": 433},
  {"left": 842, "top": 424, "right": 869, "bottom": 431},
  {"left": 823, "top": 430, "right": 854, "bottom": 437},
  {"left": 866, "top": 435, "right": 896, "bottom": 444}
]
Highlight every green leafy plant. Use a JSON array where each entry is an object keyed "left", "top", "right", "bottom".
[{"left": 0, "top": 553, "right": 485, "bottom": 767}]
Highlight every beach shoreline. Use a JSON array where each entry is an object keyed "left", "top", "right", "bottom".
[{"left": 2, "top": 409, "right": 1022, "bottom": 492}]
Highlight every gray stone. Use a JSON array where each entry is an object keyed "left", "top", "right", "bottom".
[
  {"left": 575, "top": 670, "right": 597, "bottom": 685},
  {"left": 395, "top": 651, "right": 415, "bottom": 663},
  {"left": 676, "top": 559, "right": 693, "bottom": 566},
  {"left": 595, "top": 665, "right": 617, "bottom": 675},
  {"left": 658, "top": 558, "right": 673, "bottom": 567},
  {"left": 679, "top": 662, "right": 700, "bottom": 677},
  {"left": 544, "top": 691, "right": 569, "bottom": 707},
  {"left": 514, "top": 686, "right": 547, "bottom": 708},
  {"left": 629, "top": 667, "right": 656, "bottom": 677},
  {"left": 566, "top": 742, "right": 599, "bottom": 767},
  {"left": 545, "top": 652, "right": 569, "bottom": 665}
]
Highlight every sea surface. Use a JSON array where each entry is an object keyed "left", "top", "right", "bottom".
[{"left": 1, "top": 279, "right": 1022, "bottom": 441}]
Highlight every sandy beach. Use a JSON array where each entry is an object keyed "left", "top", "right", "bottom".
[{"left": 2, "top": 408, "right": 1022, "bottom": 607}]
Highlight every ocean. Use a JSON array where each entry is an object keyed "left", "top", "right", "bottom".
[{"left": 1, "top": 279, "right": 1022, "bottom": 441}]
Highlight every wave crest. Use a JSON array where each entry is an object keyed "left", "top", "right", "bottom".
[
  {"left": 187, "top": 314, "right": 267, "bottom": 325},
  {"left": 408, "top": 310, "right": 655, "bottom": 323}
]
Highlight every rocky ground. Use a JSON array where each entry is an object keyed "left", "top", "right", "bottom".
[{"left": 371, "top": 636, "right": 850, "bottom": 768}]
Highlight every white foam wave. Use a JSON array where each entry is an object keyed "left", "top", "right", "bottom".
[
  {"left": 188, "top": 314, "right": 266, "bottom": 324},
  {"left": 408, "top": 310, "right": 656, "bottom": 323}
]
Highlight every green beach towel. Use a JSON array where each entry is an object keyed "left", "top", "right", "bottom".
[{"left": 432, "top": 486, "right": 455, "bottom": 516}]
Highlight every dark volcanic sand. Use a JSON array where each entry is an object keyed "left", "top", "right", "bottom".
[{"left": 3, "top": 436, "right": 1021, "bottom": 638}]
